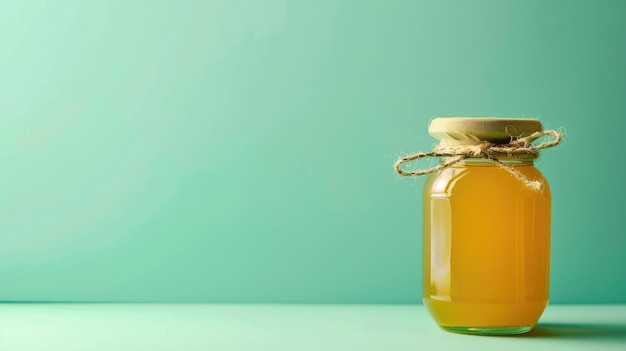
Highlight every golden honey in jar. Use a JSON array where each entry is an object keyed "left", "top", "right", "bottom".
[{"left": 417, "top": 118, "right": 555, "bottom": 335}]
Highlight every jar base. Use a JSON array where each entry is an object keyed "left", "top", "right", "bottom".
[
  {"left": 423, "top": 298, "right": 547, "bottom": 332},
  {"left": 441, "top": 325, "right": 533, "bottom": 335}
]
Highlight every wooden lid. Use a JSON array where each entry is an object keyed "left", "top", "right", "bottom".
[{"left": 429, "top": 117, "right": 543, "bottom": 144}]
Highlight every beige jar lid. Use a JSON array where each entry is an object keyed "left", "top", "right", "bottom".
[{"left": 429, "top": 117, "right": 542, "bottom": 144}]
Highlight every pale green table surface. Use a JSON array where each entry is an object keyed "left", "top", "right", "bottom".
[{"left": 0, "top": 304, "right": 624, "bottom": 350}]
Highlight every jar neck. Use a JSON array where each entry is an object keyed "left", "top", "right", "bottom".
[{"left": 442, "top": 157, "right": 535, "bottom": 166}]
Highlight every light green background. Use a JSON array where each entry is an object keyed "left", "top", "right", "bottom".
[{"left": 1, "top": 0, "right": 624, "bottom": 303}]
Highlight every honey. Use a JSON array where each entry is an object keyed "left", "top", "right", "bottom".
[{"left": 422, "top": 160, "right": 550, "bottom": 334}]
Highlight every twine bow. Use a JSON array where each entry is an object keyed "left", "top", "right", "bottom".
[{"left": 394, "top": 130, "right": 562, "bottom": 192}]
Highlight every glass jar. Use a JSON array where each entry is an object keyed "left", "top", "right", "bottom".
[{"left": 422, "top": 118, "right": 551, "bottom": 335}]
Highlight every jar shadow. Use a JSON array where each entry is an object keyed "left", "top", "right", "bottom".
[{"left": 517, "top": 323, "right": 626, "bottom": 341}]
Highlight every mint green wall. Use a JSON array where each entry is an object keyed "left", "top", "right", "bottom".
[{"left": 1, "top": 0, "right": 624, "bottom": 303}]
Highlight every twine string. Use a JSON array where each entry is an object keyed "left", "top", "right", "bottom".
[{"left": 393, "top": 130, "right": 562, "bottom": 192}]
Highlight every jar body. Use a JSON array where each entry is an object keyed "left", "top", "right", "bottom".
[{"left": 422, "top": 159, "right": 550, "bottom": 335}]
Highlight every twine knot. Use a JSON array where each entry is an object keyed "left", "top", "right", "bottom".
[{"left": 394, "top": 130, "right": 562, "bottom": 192}]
